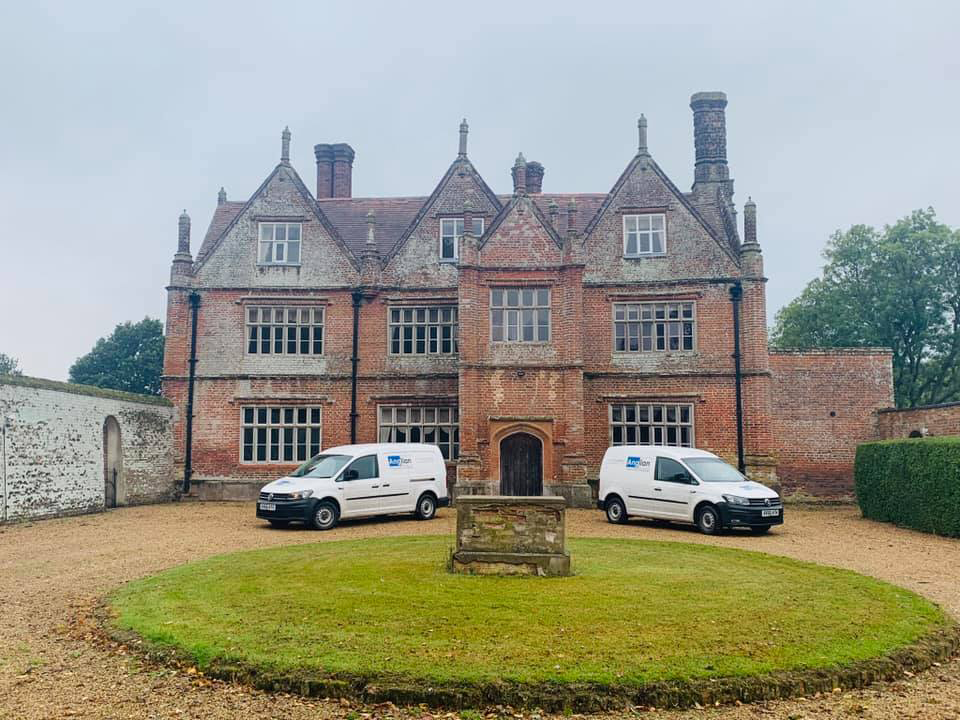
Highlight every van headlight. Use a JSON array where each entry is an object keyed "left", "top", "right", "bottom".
[
  {"left": 290, "top": 490, "right": 314, "bottom": 500},
  {"left": 722, "top": 494, "right": 749, "bottom": 506}
]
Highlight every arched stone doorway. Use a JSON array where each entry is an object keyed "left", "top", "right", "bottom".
[
  {"left": 499, "top": 432, "right": 543, "bottom": 496},
  {"left": 103, "top": 416, "right": 123, "bottom": 508}
]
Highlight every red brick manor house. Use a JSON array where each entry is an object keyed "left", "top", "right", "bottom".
[{"left": 163, "top": 92, "right": 894, "bottom": 503}]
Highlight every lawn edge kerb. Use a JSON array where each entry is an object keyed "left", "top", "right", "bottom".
[{"left": 96, "top": 603, "right": 960, "bottom": 712}]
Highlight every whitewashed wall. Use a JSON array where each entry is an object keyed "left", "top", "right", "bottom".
[{"left": 0, "top": 376, "right": 176, "bottom": 522}]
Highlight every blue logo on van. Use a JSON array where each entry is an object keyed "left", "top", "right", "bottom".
[
  {"left": 388, "top": 455, "right": 402, "bottom": 467},
  {"left": 626, "top": 456, "right": 650, "bottom": 469}
]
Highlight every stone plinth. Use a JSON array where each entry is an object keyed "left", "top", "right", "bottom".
[{"left": 451, "top": 496, "right": 570, "bottom": 577}]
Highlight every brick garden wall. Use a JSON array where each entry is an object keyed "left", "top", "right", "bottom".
[
  {"left": 877, "top": 402, "right": 960, "bottom": 439},
  {"left": 0, "top": 376, "right": 175, "bottom": 522},
  {"left": 769, "top": 349, "right": 894, "bottom": 497}
]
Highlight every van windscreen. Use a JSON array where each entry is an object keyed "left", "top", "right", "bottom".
[
  {"left": 683, "top": 457, "right": 745, "bottom": 483},
  {"left": 291, "top": 454, "right": 351, "bottom": 478}
]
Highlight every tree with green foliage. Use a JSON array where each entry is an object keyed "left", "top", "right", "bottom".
[
  {"left": 0, "top": 352, "right": 22, "bottom": 376},
  {"left": 771, "top": 209, "right": 960, "bottom": 408},
  {"left": 69, "top": 318, "right": 165, "bottom": 396}
]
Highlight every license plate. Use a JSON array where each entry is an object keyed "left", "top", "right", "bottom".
[
  {"left": 761, "top": 508, "right": 779, "bottom": 517},
  {"left": 259, "top": 502, "right": 276, "bottom": 512}
]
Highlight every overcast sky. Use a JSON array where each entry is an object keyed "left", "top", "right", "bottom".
[{"left": 1, "top": 1, "right": 957, "bottom": 381}]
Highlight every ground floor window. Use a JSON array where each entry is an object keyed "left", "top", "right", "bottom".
[
  {"left": 378, "top": 405, "right": 459, "bottom": 459},
  {"left": 609, "top": 402, "right": 694, "bottom": 447},
  {"left": 242, "top": 406, "right": 322, "bottom": 463}
]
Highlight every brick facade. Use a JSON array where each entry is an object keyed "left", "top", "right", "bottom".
[
  {"left": 877, "top": 402, "right": 960, "bottom": 440},
  {"left": 163, "top": 92, "right": 892, "bottom": 502},
  {"left": 769, "top": 349, "right": 894, "bottom": 498}
]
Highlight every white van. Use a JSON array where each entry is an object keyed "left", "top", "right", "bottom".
[
  {"left": 255, "top": 443, "right": 449, "bottom": 530},
  {"left": 597, "top": 446, "right": 782, "bottom": 535}
]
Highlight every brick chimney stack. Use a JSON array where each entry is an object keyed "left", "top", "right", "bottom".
[
  {"left": 217, "top": 187, "right": 227, "bottom": 205},
  {"left": 511, "top": 153, "right": 527, "bottom": 195},
  {"left": 525, "top": 161, "right": 544, "bottom": 194},
  {"left": 332, "top": 143, "right": 355, "bottom": 198},
  {"left": 637, "top": 114, "right": 648, "bottom": 155},
  {"left": 314, "top": 144, "right": 334, "bottom": 198},
  {"left": 690, "top": 91, "right": 729, "bottom": 186},
  {"left": 743, "top": 197, "right": 757, "bottom": 246},
  {"left": 171, "top": 209, "right": 194, "bottom": 283}
]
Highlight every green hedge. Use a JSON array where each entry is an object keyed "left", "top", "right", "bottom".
[{"left": 855, "top": 437, "right": 960, "bottom": 537}]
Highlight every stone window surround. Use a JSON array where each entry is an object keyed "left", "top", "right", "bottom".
[
  {"left": 439, "top": 216, "right": 485, "bottom": 262},
  {"left": 612, "top": 300, "right": 697, "bottom": 354},
  {"left": 257, "top": 220, "right": 304, "bottom": 267},
  {"left": 620, "top": 209, "right": 668, "bottom": 258},
  {"left": 608, "top": 401, "right": 695, "bottom": 448},
  {"left": 240, "top": 404, "right": 323, "bottom": 464},
  {"left": 244, "top": 304, "right": 326, "bottom": 356},
  {"left": 490, "top": 286, "right": 551, "bottom": 344},
  {"left": 387, "top": 304, "right": 459, "bottom": 356}
]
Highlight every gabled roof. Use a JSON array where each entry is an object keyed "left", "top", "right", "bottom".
[
  {"left": 581, "top": 153, "right": 740, "bottom": 265},
  {"left": 382, "top": 157, "right": 503, "bottom": 263},
  {"left": 481, "top": 193, "right": 567, "bottom": 250},
  {"left": 193, "top": 162, "right": 360, "bottom": 271}
]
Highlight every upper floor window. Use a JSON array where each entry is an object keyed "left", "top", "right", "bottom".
[
  {"left": 491, "top": 288, "right": 550, "bottom": 343},
  {"left": 623, "top": 213, "right": 665, "bottom": 256},
  {"left": 247, "top": 306, "right": 324, "bottom": 355},
  {"left": 389, "top": 306, "right": 458, "bottom": 355},
  {"left": 259, "top": 222, "right": 301, "bottom": 265},
  {"left": 614, "top": 302, "right": 694, "bottom": 352},
  {"left": 440, "top": 217, "right": 484, "bottom": 261}
]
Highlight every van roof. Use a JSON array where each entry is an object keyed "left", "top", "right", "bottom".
[
  {"left": 603, "top": 445, "right": 718, "bottom": 460},
  {"left": 323, "top": 443, "right": 442, "bottom": 455}
]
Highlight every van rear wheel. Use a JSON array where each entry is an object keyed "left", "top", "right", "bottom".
[
  {"left": 415, "top": 493, "right": 437, "bottom": 521},
  {"left": 696, "top": 504, "right": 721, "bottom": 535},
  {"left": 605, "top": 497, "right": 627, "bottom": 524},
  {"left": 310, "top": 501, "right": 338, "bottom": 531}
]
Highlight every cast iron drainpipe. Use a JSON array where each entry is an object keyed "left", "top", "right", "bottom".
[
  {"left": 350, "top": 289, "right": 363, "bottom": 443},
  {"left": 729, "top": 281, "right": 746, "bottom": 474},
  {"left": 182, "top": 291, "right": 200, "bottom": 494}
]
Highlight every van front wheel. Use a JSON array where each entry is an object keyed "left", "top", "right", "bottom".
[
  {"left": 696, "top": 504, "right": 722, "bottom": 535},
  {"left": 415, "top": 493, "right": 437, "bottom": 521},
  {"left": 605, "top": 497, "right": 627, "bottom": 524},
  {"left": 310, "top": 501, "right": 339, "bottom": 531}
]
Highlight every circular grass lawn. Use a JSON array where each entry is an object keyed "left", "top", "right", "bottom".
[{"left": 109, "top": 537, "right": 950, "bottom": 707}]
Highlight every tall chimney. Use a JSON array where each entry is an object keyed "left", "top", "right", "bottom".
[
  {"left": 178, "top": 209, "right": 191, "bottom": 254},
  {"left": 743, "top": 197, "right": 757, "bottom": 245},
  {"left": 525, "top": 161, "right": 544, "bottom": 194},
  {"left": 332, "top": 143, "right": 355, "bottom": 198},
  {"left": 314, "top": 144, "right": 334, "bottom": 198},
  {"left": 690, "top": 91, "right": 729, "bottom": 185}
]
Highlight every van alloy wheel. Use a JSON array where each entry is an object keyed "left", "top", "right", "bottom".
[
  {"left": 311, "top": 501, "right": 338, "bottom": 531},
  {"left": 696, "top": 505, "right": 721, "bottom": 535},
  {"left": 605, "top": 497, "right": 627, "bottom": 524},
  {"left": 415, "top": 494, "right": 436, "bottom": 521}
]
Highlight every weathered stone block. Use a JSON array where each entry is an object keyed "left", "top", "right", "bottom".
[{"left": 452, "top": 496, "right": 570, "bottom": 577}]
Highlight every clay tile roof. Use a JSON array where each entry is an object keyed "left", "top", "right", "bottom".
[
  {"left": 196, "top": 201, "right": 244, "bottom": 262},
  {"left": 316, "top": 196, "right": 428, "bottom": 257}
]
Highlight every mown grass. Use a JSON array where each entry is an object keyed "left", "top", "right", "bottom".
[{"left": 110, "top": 537, "right": 946, "bottom": 686}]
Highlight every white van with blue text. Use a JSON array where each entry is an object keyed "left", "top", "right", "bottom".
[
  {"left": 597, "top": 446, "right": 782, "bottom": 535},
  {"left": 256, "top": 443, "right": 449, "bottom": 530}
]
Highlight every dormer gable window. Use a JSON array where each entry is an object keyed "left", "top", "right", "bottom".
[
  {"left": 259, "top": 222, "right": 301, "bottom": 265},
  {"left": 440, "top": 217, "right": 484, "bottom": 261},
  {"left": 623, "top": 213, "right": 666, "bottom": 257}
]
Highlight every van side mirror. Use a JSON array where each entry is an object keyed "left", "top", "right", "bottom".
[
  {"left": 671, "top": 472, "right": 695, "bottom": 485},
  {"left": 344, "top": 468, "right": 359, "bottom": 481}
]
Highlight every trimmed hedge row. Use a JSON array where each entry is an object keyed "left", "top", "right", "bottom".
[{"left": 855, "top": 437, "right": 960, "bottom": 537}]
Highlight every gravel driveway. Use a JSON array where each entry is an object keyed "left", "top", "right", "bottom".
[{"left": 0, "top": 503, "right": 958, "bottom": 719}]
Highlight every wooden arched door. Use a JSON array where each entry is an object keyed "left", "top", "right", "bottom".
[{"left": 499, "top": 432, "right": 543, "bottom": 496}]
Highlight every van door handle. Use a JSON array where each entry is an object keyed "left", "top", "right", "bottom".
[
  {"left": 654, "top": 487, "right": 662, "bottom": 492},
  {"left": 382, "top": 483, "right": 390, "bottom": 488},
  {"left": 371, "top": 485, "right": 380, "bottom": 489}
]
